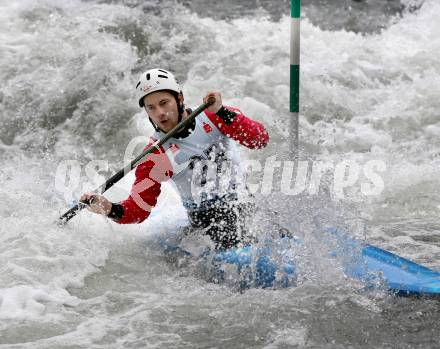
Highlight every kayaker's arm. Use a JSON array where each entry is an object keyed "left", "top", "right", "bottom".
[
  {"left": 112, "top": 140, "right": 173, "bottom": 224},
  {"left": 202, "top": 93, "right": 269, "bottom": 149},
  {"left": 205, "top": 106, "right": 269, "bottom": 149},
  {"left": 82, "top": 139, "right": 173, "bottom": 224}
]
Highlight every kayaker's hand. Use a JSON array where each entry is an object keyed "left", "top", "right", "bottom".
[
  {"left": 204, "top": 91, "right": 222, "bottom": 114},
  {"left": 80, "top": 193, "right": 112, "bottom": 216}
]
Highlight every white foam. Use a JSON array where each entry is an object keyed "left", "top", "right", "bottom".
[{"left": 0, "top": 0, "right": 439, "bottom": 344}]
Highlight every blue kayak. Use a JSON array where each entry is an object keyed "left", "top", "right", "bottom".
[
  {"left": 326, "top": 227, "right": 440, "bottom": 296},
  {"left": 159, "top": 228, "right": 440, "bottom": 296},
  {"left": 160, "top": 234, "right": 299, "bottom": 289}
]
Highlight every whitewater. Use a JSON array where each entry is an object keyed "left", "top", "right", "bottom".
[{"left": 0, "top": 0, "right": 439, "bottom": 347}]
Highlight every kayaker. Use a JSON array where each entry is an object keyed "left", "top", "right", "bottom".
[{"left": 80, "top": 68, "right": 269, "bottom": 249}]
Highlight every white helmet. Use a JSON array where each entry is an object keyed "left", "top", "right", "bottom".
[{"left": 136, "top": 68, "right": 182, "bottom": 107}]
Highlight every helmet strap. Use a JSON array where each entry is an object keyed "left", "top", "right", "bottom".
[
  {"left": 173, "top": 92, "right": 185, "bottom": 123},
  {"left": 148, "top": 117, "right": 161, "bottom": 132}
]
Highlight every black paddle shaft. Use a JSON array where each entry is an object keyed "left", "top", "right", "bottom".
[{"left": 58, "top": 97, "right": 216, "bottom": 225}]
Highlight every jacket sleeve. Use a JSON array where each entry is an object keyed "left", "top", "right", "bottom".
[
  {"left": 115, "top": 139, "right": 173, "bottom": 224},
  {"left": 204, "top": 106, "right": 269, "bottom": 149}
]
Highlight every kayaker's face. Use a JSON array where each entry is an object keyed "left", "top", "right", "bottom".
[{"left": 144, "top": 91, "right": 180, "bottom": 132}]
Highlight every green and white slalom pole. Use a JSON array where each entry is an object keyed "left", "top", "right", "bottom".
[{"left": 290, "top": 0, "right": 300, "bottom": 159}]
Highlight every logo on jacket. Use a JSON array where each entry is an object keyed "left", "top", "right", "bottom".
[
  {"left": 169, "top": 143, "right": 180, "bottom": 153},
  {"left": 203, "top": 122, "right": 213, "bottom": 133}
]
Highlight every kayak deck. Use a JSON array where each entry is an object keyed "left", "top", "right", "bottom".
[
  {"left": 159, "top": 228, "right": 440, "bottom": 296},
  {"left": 326, "top": 227, "right": 440, "bottom": 296}
]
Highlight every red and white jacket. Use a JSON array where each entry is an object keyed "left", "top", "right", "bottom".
[{"left": 115, "top": 106, "right": 269, "bottom": 224}]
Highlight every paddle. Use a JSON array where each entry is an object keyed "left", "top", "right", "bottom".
[{"left": 58, "top": 96, "right": 216, "bottom": 225}]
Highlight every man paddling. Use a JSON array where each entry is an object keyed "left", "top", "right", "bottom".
[{"left": 81, "top": 68, "right": 269, "bottom": 249}]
